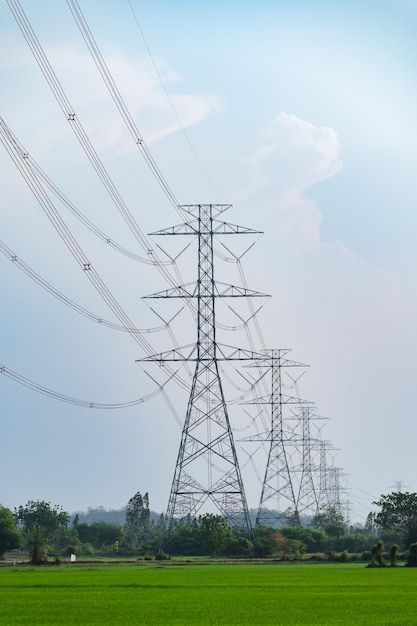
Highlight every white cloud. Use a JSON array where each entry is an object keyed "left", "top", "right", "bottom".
[{"left": 236, "top": 112, "right": 342, "bottom": 247}]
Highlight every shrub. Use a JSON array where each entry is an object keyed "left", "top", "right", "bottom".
[
  {"left": 155, "top": 548, "right": 170, "bottom": 560},
  {"left": 338, "top": 550, "right": 349, "bottom": 563},
  {"left": 406, "top": 542, "right": 417, "bottom": 567},
  {"left": 78, "top": 543, "right": 95, "bottom": 556}
]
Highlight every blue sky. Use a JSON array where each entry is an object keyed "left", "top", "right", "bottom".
[{"left": 1, "top": 0, "right": 417, "bottom": 522}]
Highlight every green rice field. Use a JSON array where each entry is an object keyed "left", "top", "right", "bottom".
[{"left": 1, "top": 562, "right": 417, "bottom": 625}]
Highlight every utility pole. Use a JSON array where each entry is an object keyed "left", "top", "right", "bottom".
[
  {"left": 137, "top": 204, "right": 268, "bottom": 536},
  {"left": 296, "top": 407, "right": 320, "bottom": 519},
  {"left": 390, "top": 481, "right": 409, "bottom": 493},
  {"left": 240, "top": 349, "right": 309, "bottom": 527},
  {"left": 316, "top": 440, "right": 338, "bottom": 511},
  {"left": 318, "top": 440, "right": 329, "bottom": 511}
]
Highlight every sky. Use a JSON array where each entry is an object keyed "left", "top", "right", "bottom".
[{"left": 1, "top": 0, "right": 417, "bottom": 523}]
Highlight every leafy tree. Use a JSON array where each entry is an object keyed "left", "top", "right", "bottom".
[
  {"left": 373, "top": 492, "right": 417, "bottom": 545},
  {"left": 364, "top": 512, "right": 378, "bottom": 536},
  {"left": 72, "top": 513, "right": 80, "bottom": 532},
  {"left": 280, "top": 526, "right": 327, "bottom": 552},
  {"left": 389, "top": 544, "right": 399, "bottom": 567},
  {"left": 15, "top": 500, "right": 69, "bottom": 563},
  {"left": 125, "top": 491, "right": 150, "bottom": 546},
  {"left": 0, "top": 505, "right": 20, "bottom": 558},
  {"left": 253, "top": 526, "right": 297, "bottom": 558},
  {"left": 198, "top": 514, "right": 231, "bottom": 557},
  {"left": 76, "top": 521, "right": 123, "bottom": 548},
  {"left": 166, "top": 519, "right": 203, "bottom": 556},
  {"left": 312, "top": 505, "right": 347, "bottom": 537}
]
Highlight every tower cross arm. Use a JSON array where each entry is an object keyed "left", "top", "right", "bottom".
[
  {"left": 149, "top": 220, "right": 262, "bottom": 237},
  {"left": 136, "top": 343, "right": 266, "bottom": 363},
  {"left": 142, "top": 282, "right": 269, "bottom": 299},
  {"left": 242, "top": 393, "right": 314, "bottom": 405}
]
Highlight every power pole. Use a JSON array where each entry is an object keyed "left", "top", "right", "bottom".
[
  {"left": 327, "top": 465, "right": 342, "bottom": 512},
  {"left": 390, "top": 481, "right": 409, "bottom": 493},
  {"left": 240, "top": 349, "right": 309, "bottom": 527},
  {"left": 296, "top": 407, "right": 320, "bottom": 519},
  {"left": 316, "top": 440, "right": 337, "bottom": 511},
  {"left": 318, "top": 440, "right": 329, "bottom": 511},
  {"left": 137, "top": 204, "right": 267, "bottom": 535}
]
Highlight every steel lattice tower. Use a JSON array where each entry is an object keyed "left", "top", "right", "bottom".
[
  {"left": 296, "top": 407, "right": 320, "bottom": 518},
  {"left": 241, "top": 349, "right": 309, "bottom": 526},
  {"left": 317, "top": 440, "right": 330, "bottom": 510},
  {"left": 137, "top": 204, "right": 267, "bottom": 535}
]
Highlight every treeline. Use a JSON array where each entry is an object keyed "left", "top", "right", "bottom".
[{"left": 1, "top": 491, "right": 417, "bottom": 566}]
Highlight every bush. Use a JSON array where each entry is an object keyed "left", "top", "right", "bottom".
[
  {"left": 223, "top": 536, "right": 253, "bottom": 557},
  {"left": 78, "top": 543, "right": 95, "bottom": 556},
  {"left": 338, "top": 550, "right": 349, "bottom": 563},
  {"left": 406, "top": 542, "right": 417, "bottom": 567},
  {"left": 155, "top": 548, "right": 170, "bottom": 560}
]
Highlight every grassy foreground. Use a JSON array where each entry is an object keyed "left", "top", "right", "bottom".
[{"left": 1, "top": 562, "right": 417, "bottom": 625}]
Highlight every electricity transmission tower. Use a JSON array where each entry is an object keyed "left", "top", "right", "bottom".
[
  {"left": 241, "top": 349, "right": 309, "bottom": 526},
  {"left": 317, "top": 440, "right": 335, "bottom": 510},
  {"left": 291, "top": 407, "right": 319, "bottom": 518},
  {"left": 137, "top": 204, "right": 268, "bottom": 535}
]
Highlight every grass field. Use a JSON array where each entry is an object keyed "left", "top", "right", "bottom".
[{"left": 1, "top": 562, "right": 417, "bottom": 625}]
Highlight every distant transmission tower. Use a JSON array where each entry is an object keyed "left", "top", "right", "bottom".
[
  {"left": 390, "top": 481, "right": 409, "bottom": 493},
  {"left": 316, "top": 440, "right": 337, "bottom": 511},
  {"left": 327, "top": 465, "right": 343, "bottom": 512},
  {"left": 296, "top": 407, "right": 320, "bottom": 518},
  {"left": 241, "top": 349, "right": 308, "bottom": 527},
  {"left": 137, "top": 204, "right": 267, "bottom": 535}
]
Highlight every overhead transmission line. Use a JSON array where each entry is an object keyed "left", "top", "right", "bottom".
[
  {"left": 126, "top": 0, "right": 223, "bottom": 201},
  {"left": 0, "top": 238, "right": 181, "bottom": 334},
  {"left": 28, "top": 152, "right": 171, "bottom": 266},
  {"left": 4, "top": 1, "right": 269, "bottom": 413},
  {"left": 65, "top": 0, "right": 180, "bottom": 213},
  {"left": 0, "top": 118, "right": 187, "bottom": 394},
  {"left": 0, "top": 121, "right": 257, "bottom": 409},
  {"left": 63, "top": 0, "right": 271, "bottom": 388},
  {"left": 0, "top": 363, "right": 172, "bottom": 408},
  {"left": 5, "top": 0, "right": 183, "bottom": 288}
]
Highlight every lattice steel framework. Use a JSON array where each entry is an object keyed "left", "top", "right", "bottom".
[
  {"left": 137, "top": 204, "right": 268, "bottom": 535},
  {"left": 241, "top": 349, "right": 309, "bottom": 526},
  {"left": 317, "top": 440, "right": 330, "bottom": 510},
  {"left": 296, "top": 407, "right": 320, "bottom": 517}
]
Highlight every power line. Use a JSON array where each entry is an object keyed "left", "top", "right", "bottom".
[
  {"left": 66, "top": 0, "right": 180, "bottom": 212},
  {"left": 5, "top": 0, "right": 182, "bottom": 291},
  {"left": 0, "top": 118, "right": 189, "bottom": 396},
  {"left": 28, "top": 152, "right": 171, "bottom": 266},
  {"left": 0, "top": 238, "right": 181, "bottom": 334},
  {"left": 0, "top": 362, "right": 175, "bottom": 409},
  {"left": 126, "top": 0, "right": 224, "bottom": 201}
]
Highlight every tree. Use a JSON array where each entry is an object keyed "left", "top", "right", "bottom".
[
  {"left": 0, "top": 505, "right": 20, "bottom": 558},
  {"left": 198, "top": 514, "right": 230, "bottom": 557},
  {"left": 364, "top": 512, "right": 378, "bottom": 536},
  {"left": 124, "top": 491, "right": 150, "bottom": 546},
  {"left": 312, "top": 505, "right": 347, "bottom": 537},
  {"left": 389, "top": 544, "right": 399, "bottom": 567},
  {"left": 72, "top": 513, "right": 80, "bottom": 532},
  {"left": 373, "top": 492, "right": 417, "bottom": 545},
  {"left": 77, "top": 521, "right": 123, "bottom": 548},
  {"left": 15, "top": 500, "right": 69, "bottom": 563}
]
